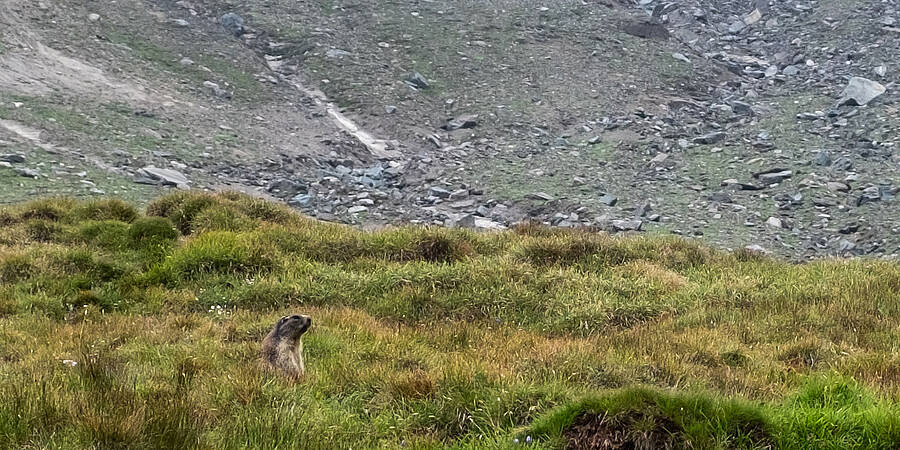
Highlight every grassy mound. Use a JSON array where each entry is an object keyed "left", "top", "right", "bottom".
[
  {"left": 532, "top": 388, "right": 771, "bottom": 449},
  {"left": 1, "top": 192, "right": 899, "bottom": 448},
  {"left": 531, "top": 377, "right": 900, "bottom": 449}
]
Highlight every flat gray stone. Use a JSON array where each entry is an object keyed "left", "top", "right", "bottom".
[
  {"left": 450, "top": 199, "right": 477, "bottom": 209},
  {"left": 813, "top": 152, "right": 832, "bottom": 166},
  {"left": 442, "top": 114, "right": 478, "bottom": 131},
  {"left": 0, "top": 153, "right": 25, "bottom": 163},
  {"left": 429, "top": 186, "right": 452, "bottom": 198},
  {"left": 765, "top": 217, "right": 784, "bottom": 228},
  {"left": 526, "top": 192, "right": 555, "bottom": 201},
  {"left": 404, "top": 72, "right": 430, "bottom": 90},
  {"left": 449, "top": 189, "right": 469, "bottom": 200},
  {"left": 826, "top": 182, "right": 850, "bottom": 193},
  {"left": 611, "top": 219, "right": 642, "bottom": 232},
  {"left": 838, "top": 77, "right": 886, "bottom": 106},
  {"left": 15, "top": 168, "right": 39, "bottom": 178},
  {"left": 326, "top": 49, "right": 353, "bottom": 59},
  {"left": 727, "top": 20, "right": 746, "bottom": 34},
  {"left": 203, "top": 81, "right": 229, "bottom": 99},
  {"left": 692, "top": 131, "right": 726, "bottom": 145},
  {"left": 757, "top": 170, "right": 792, "bottom": 184},
  {"left": 136, "top": 166, "right": 190, "bottom": 189},
  {"left": 598, "top": 194, "right": 618, "bottom": 206},
  {"left": 731, "top": 101, "right": 753, "bottom": 115},
  {"left": 453, "top": 214, "right": 505, "bottom": 230},
  {"left": 782, "top": 65, "right": 801, "bottom": 76},
  {"left": 744, "top": 244, "right": 768, "bottom": 254},
  {"left": 288, "top": 194, "right": 313, "bottom": 207}
]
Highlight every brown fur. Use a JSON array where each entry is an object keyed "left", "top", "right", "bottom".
[{"left": 261, "top": 314, "right": 311, "bottom": 378}]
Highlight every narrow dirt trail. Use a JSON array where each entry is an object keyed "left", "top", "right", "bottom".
[
  {"left": 264, "top": 58, "right": 401, "bottom": 160},
  {"left": 0, "top": 119, "right": 56, "bottom": 152}
]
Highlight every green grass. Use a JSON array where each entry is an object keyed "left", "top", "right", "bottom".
[
  {"left": 1, "top": 192, "right": 900, "bottom": 448},
  {"left": 756, "top": 93, "right": 833, "bottom": 151},
  {"left": 0, "top": 142, "right": 160, "bottom": 206},
  {"left": 0, "top": 94, "right": 194, "bottom": 205},
  {"left": 103, "top": 30, "right": 268, "bottom": 103}
]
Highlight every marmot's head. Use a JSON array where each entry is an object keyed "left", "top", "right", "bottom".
[{"left": 274, "top": 314, "right": 311, "bottom": 341}]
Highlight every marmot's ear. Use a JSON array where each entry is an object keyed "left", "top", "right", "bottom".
[{"left": 275, "top": 315, "right": 289, "bottom": 330}]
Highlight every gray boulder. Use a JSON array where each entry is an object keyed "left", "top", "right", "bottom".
[
  {"left": 267, "top": 179, "right": 307, "bottom": 196},
  {"left": 453, "top": 214, "right": 504, "bottom": 230},
  {"left": 220, "top": 13, "right": 245, "bottom": 36},
  {"left": 202, "top": 81, "right": 230, "bottom": 99},
  {"left": 782, "top": 65, "right": 801, "bottom": 76},
  {"left": 813, "top": 151, "right": 832, "bottom": 166},
  {"left": 692, "top": 131, "right": 726, "bottom": 145},
  {"left": 0, "top": 153, "right": 26, "bottom": 163},
  {"left": 598, "top": 193, "right": 618, "bottom": 206},
  {"left": 288, "top": 194, "right": 313, "bottom": 207},
  {"left": 611, "top": 219, "right": 642, "bottom": 232},
  {"left": 326, "top": 49, "right": 353, "bottom": 59},
  {"left": 442, "top": 114, "right": 478, "bottom": 131},
  {"left": 744, "top": 244, "right": 768, "bottom": 255},
  {"left": 526, "top": 192, "right": 555, "bottom": 202},
  {"left": 15, "top": 168, "right": 40, "bottom": 178},
  {"left": 136, "top": 167, "right": 190, "bottom": 189},
  {"left": 429, "top": 186, "right": 452, "bottom": 198},
  {"left": 757, "top": 170, "right": 792, "bottom": 184},
  {"left": 826, "top": 182, "right": 850, "bottom": 193},
  {"left": 730, "top": 101, "right": 753, "bottom": 115},
  {"left": 403, "top": 72, "right": 430, "bottom": 90},
  {"left": 837, "top": 77, "right": 886, "bottom": 106}
]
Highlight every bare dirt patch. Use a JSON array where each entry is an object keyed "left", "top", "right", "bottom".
[
  {"left": 0, "top": 2, "right": 151, "bottom": 104},
  {"left": 0, "top": 119, "right": 55, "bottom": 151},
  {"left": 564, "top": 411, "right": 682, "bottom": 450},
  {"left": 0, "top": 43, "right": 152, "bottom": 104}
]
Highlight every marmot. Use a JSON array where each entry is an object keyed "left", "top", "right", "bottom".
[{"left": 261, "top": 314, "right": 311, "bottom": 378}]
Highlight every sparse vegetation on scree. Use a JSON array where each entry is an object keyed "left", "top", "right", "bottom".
[{"left": 1, "top": 192, "right": 899, "bottom": 449}]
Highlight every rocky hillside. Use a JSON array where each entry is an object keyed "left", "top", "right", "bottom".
[{"left": 0, "top": 0, "right": 897, "bottom": 259}]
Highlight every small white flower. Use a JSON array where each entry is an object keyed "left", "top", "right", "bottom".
[{"left": 62, "top": 359, "right": 77, "bottom": 367}]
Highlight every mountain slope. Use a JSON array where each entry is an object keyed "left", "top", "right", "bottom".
[{"left": 0, "top": 0, "right": 897, "bottom": 260}]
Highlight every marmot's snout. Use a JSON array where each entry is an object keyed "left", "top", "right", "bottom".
[{"left": 284, "top": 314, "right": 311, "bottom": 336}]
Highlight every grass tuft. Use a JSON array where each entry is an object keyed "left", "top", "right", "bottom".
[
  {"left": 147, "top": 231, "right": 276, "bottom": 284},
  {"left": 129, "top": 217, "right": 179, "bottom": 245},
  {"left": 75, "top": 221, "right": 131, "bottom": 250},
  {"left": 18, "top": 197, "right": 75, "bottom": 222},
  {"left": 146, "top": 191, "right": 218, "bottom": 234},
  {"left": 71, "top": 199, "right": 139, "bottom": 223},
  {"left": 0, "top": 254, "right": 34, "bottom": 283},
  {"left": 25, "top": 219, "right": 64, "bottom": 242}
]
